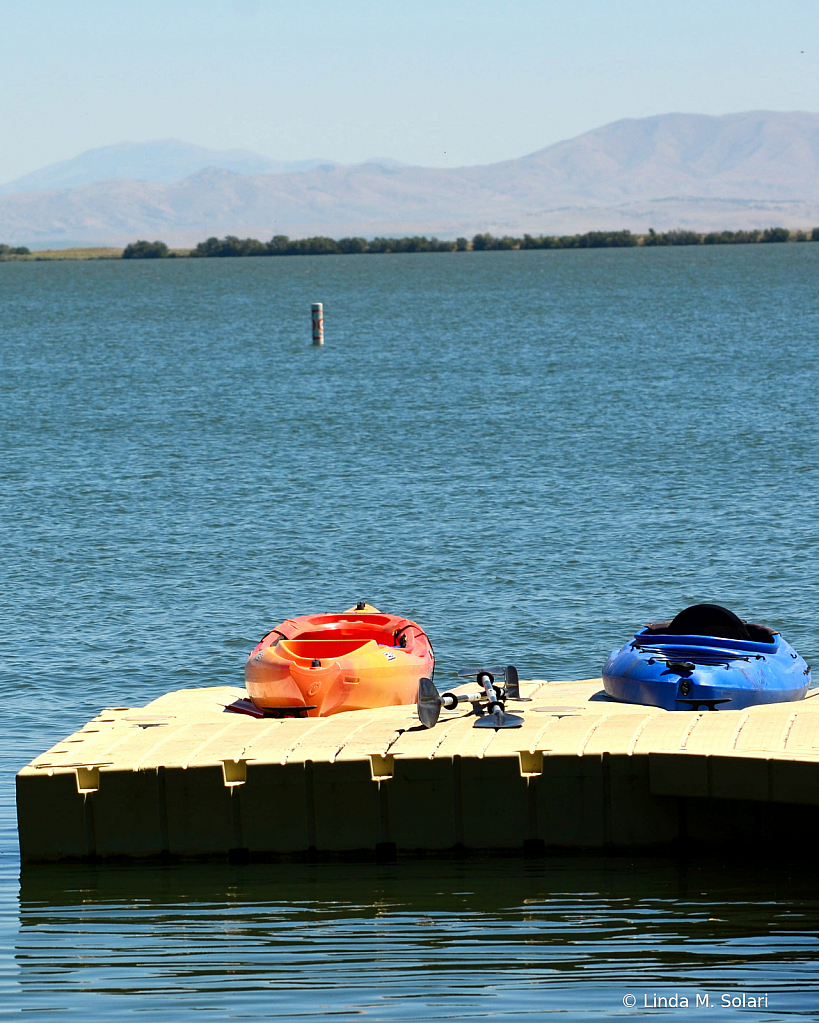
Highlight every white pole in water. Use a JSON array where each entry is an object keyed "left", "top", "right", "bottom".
[{"left": 311, "top": 302, "right": 324, "bottom": 346}]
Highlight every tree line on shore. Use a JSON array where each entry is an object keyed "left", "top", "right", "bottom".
[
  {"left": 120, "top": 226, "right": 819, "bottom": 259},
  {"left": 0, "top": 243, "right": 30, "bottom": 257},
  {"left": 4, "top": 229, "right": 818, "bottom": 261}
]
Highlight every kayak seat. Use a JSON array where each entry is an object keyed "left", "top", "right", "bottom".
[
  {"left": 647, "top": 603, "right": 752, "bottom": 641},
  {"left": 644, "top": 612, "right": 777, "bottom": 643},
  {"left": 296, "top": 627, "right": 394, "bottom": 644},
  {"left": 282, "top": 638, "right": 372, "bottom": 658}
]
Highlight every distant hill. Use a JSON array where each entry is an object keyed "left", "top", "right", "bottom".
[
  {"left": 0, "top": 140, "right": 336, "bottom": 194},
  {"left": 486, "top": 110, "right": 819, "bottom": 204},
  {"left": 2, "top": 112, "right": 819, "bottom": 247}
]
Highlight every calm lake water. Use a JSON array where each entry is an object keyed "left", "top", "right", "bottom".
[{"left": 2, "top": 245, "right": 819, "bottom": 1018}]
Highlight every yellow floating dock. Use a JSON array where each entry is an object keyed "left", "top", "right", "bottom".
[{"left": 17, "top": 680, "right": 819, "bottom": 862}]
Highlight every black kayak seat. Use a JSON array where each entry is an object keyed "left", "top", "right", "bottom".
[
  {"left": 667, "top": 604, "right": 750, "bottom": 640},
  {"left": 643, "top": 604, "right": 777, "bottom": 643}
]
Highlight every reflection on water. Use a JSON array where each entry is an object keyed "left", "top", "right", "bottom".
[{"left": 11, "top": 857, "right": 819, "bottom": 1020}]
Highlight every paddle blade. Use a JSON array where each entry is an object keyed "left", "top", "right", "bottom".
[
  {"left": 504, "top": 665, "right": 521, "bottom": 698},
  {"left": 417, "top": 677, "right": 442, "bottom": 728},
  {"left": 473, "top": 706, "right": 525, "bottom": 729}
]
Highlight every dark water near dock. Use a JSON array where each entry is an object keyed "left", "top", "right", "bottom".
[
  {"left": 8, "top": 859, "right": 819, "bottom": 1021},
  {"left": 2, "top": 245, "right": 819, "bottom": 1018}
]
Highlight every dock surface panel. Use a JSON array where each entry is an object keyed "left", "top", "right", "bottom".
[{"left": 17, "top": 681, "right": 819, "bottom": 862}]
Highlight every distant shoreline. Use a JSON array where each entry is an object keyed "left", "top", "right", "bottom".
[{"left": 2, "top": 226, "right": 819, "bottom": 261}]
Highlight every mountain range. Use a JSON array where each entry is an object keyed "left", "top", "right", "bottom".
[
  {"left": 2, "top": 112, "right": 818, "bottom": 247},
  {"left": 0, "top": 139, "right": 407, "bottom": 195}
]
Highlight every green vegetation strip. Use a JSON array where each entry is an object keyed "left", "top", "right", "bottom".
[
  {"left": 124, "top": 227, "right": 819, "bottom": 258},
  {"left": 3, "top": 227, "right": 819, "bottom": 261}
]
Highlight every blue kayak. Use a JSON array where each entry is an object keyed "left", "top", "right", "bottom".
[{"left": 603, "top": 603, "right": 811, "bottom": 711}]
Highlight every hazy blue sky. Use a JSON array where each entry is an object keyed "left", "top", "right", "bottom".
[{"left": 1, "top": 0, "right": 818, "bottom": 181}]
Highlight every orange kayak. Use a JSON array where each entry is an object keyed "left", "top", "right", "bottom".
[{"left": 245, "top": 603, "right": 434, "bottom": 717}]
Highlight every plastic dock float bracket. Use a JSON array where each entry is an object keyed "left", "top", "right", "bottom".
[
  {"left": 76, "top": 766, "right": 100, "bottom": 793},
  {"left": 369, "top": 753, "right": 394, "bottom": 780},
  {"left": 222, "top": 759, "right": 248, "bottom": 786},
  {"left": 518, "top": 750, "right": 543, "bottom": 777}
]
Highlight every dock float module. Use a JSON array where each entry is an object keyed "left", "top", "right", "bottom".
[{"left": 16, "top": 680, "right": 819, "bottom": 862}]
